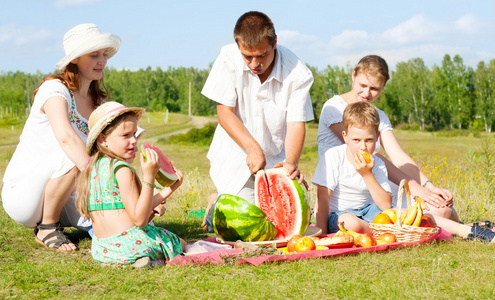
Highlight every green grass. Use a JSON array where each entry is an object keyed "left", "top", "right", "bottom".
[{"left": 1, "top": 113, "right": 495, "bottom": 299}]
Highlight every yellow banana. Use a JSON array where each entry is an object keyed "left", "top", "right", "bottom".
[
  {"left": 402, "top": 204, "right": 418, "bottom": 226},
  {"left": 336, "top": 222, "right": 360, "bottom": 239},
  {"left": 412, "top": 199, "right": 424, "bottom": 226}
]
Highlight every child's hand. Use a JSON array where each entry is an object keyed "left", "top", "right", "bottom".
[
  {"left": 153, "top": 204, "right": 166, "bottom": 217},
  {"left": 353, "top": 151, "right": 374, "bottom": 176},
  {"left": 169, "top": 168, "right": 183, "bottom": 192},
  {"left": 157, "top": 168, "right": 183, "bottom": 201},
  {"left": 140, "top": 148, "right": 160, "bottom": 182}
]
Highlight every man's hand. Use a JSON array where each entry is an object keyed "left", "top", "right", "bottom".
[
  {"left": 246, "top": 145, "right": 266, "bottom": 174},
  {"left": 273, "top": 161, "right": 308, "bottom": 190}
]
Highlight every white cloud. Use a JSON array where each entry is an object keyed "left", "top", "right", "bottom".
[
  {"left": 328, "top": 30, "right": 371, "bottom": 50},
  {"left": 381, "top": 14, "right": 438, "bottom": 45},
  {"left": 51, "top": 0, "right": 103, "bottom": 9},
  {"left": 455, "top": 14, "right": 479, "bottom": 34},
  {"left": 0, "top": 24, "right": 54, "bottom": 46},
  {"left": 0, "top": 24, "right": 59, "bottom": 64},
  {"left": 277, "top": 29, "right": 327, "bottom": 58},
  {"left": 314, "top": 14, "right": 494, "bottom": 69}
]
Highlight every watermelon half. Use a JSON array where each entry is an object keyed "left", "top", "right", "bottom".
[
  {"left": 255, "top": 168, "right": 310, "bottom": 239},
  {"left": 141, "top": 142, "right": 178, "bottom": 187},
  {"left": 212, "top": 194, "right": 278, "bottom": 242}
]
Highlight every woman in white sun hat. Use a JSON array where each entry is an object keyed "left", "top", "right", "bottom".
[{"left": 2, "top": 23, "right": 121, "bottom": 252}]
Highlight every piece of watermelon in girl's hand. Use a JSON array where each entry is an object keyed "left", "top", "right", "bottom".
[{"left": 141, "top": 142, "right": 178, "bottom": 187}]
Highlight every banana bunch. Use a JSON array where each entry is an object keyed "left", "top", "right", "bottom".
[{"left": 402, "top": 197, "right": 424, "bottom": 226}]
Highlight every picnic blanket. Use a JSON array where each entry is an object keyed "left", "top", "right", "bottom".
[{"left": 168, "top": 228, "right": 452, "bottom": 267}]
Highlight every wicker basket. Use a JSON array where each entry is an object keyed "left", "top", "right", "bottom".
[{"left": 369, "top": 179, "right": 439, "bottom": 242}]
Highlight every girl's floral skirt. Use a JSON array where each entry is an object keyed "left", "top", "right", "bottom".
[{"left": 91, "top": 224, "right": 183, "bottom": 264}]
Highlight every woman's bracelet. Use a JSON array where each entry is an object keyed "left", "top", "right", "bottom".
[
  {"left": 422, "top": 180, "right": 432, "bottom": 187},
  {"left": 142, "top": 180, "right": 162, "bottom": 190}
]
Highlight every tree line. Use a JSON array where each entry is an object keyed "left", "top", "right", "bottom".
[{"left": 1, "top": 54, "right": 495, "bottom": 132}]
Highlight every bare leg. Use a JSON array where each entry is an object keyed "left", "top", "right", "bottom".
[
  {"left": 425, "top": 206, "right": 459, "bottom": 222},
  {"left": 424, "top": 213, "right": 461, "bottom": 235},
  {"left": 338, "top": 213, "right": 372, "bottom": 234},
  {"left": 36, "top": 166, "right": 79, "bottom": 251}
]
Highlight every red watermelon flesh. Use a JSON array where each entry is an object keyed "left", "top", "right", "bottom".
[
  {"left": 255, "top": 168, "right": 310, "bottom": 239},
  {"left": 141, "top": 142, "right": 178, "bottom": 187}
]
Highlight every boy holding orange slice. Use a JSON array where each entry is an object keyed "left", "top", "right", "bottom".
[{"left": 313, "top": 102, "right": 392, "bottom": 235}]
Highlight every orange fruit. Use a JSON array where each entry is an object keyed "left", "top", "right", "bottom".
[
  {"left": 360, "top": 150, "right": 371, "bottom": 164},
  {"left": 295, "top": 237, "right": 316, "bottom": 252},
  {"left": 355, "top": 233, "right": 375, "bottom": 247},
  {"left": 382, "top": 209, "right": 398, "bottom": 223},
  {"left": 372, "top": 213, "right": 394, "bottom": 225},
  {"left": 377, "top": 233, "right": 397, "bottom": 244},
  {"left": 287, "top": 235, "right": 303, "bottom": 253}
]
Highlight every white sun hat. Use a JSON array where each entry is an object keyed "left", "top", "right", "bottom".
[
  {"left": 55, "top": 23, "right": 121, "bottom": 71},
  {"left": 86, "top": 101, "right": 145, "bottom": 155}
]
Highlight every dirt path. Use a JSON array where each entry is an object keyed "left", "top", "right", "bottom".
[
  {"left": 168, "top": 115, "right": 217, "bottom": 136},
  {"left": 145, "top": 115, "right": 217, "bottom": 144}
]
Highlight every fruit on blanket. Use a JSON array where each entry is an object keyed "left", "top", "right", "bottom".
[
  {"left": 335, "top": 221, "right": 360, "bottom": 240},
  {"left": 382, "top": 209, "right": 398, "bottom": 223},
  {"left": 359, "top": 150, "right": 371, "bottom": 164},
  {"left": 355, "top": 233, "right": 376, "bottom": 247},
  {"left": 377, "top": 233, "right": 397, "bottom": 244},
  {"left": 372, "top": 213, "right": 394, "bottom": 225},
  {"left": 287, "top": 235, "right": 303, "bottom": 253},
  {"left": 255, "top": 168, "right": 310, "bottom": 239},
  {"left": 141, "top": 142, "right": 178, "bottom": 187},
  {"left": 295, "top": 237, "right": 316, "bottom": 252},
  {"left": 309, "top": 236, "right": 321, "bottom": 243},
  {"left": 212, "top": 194, "right": 278, "bottom": 242}
]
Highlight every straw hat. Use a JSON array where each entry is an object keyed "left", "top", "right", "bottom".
[
  {"left": 55, "top": 23, "right": 121, "bottom": 71},
  {"left": 86, "top": 102, "right": 145, "bottom": 154}
]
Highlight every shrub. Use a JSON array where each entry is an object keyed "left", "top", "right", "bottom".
[{"left": 162, "top": 122, "right": 217, "bottom": 146}]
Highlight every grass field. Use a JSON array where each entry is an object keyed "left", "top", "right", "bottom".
[{"left": 1, "top": 113, "right": 494, "bottom": 299}]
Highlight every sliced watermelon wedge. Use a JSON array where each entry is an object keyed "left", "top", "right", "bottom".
[
  {"left": 255, "top": 168, "right": 310, "bottom": 239},
  {"left": 141, "top": 142, "right": 178, "bottom": 187}
]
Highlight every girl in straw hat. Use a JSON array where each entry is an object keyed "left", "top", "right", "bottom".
[
  {"left": 2, "top": 24, "right": 121, "bottom": 252},
  {"left": 76, "top": 102, "right": 185, "bottom": 266}
]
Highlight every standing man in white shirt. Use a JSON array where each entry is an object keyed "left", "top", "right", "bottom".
[{"left": 201, "top": 11, "right": 314, "bottom": 232}]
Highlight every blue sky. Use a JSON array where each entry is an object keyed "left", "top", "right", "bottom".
[{"left": 1, "top": 0, "right": 494, "bottom": 74}]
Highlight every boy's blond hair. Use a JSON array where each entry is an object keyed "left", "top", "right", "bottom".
[{"left": 343, "top": 102, "right": 380, "bottom": 133}]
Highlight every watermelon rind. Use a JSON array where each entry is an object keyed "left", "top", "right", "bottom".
[
  {"left": 141, "top": 142, "right": 178, "bottom": 187},
  {"left": 254, "top": 168, "right": 310, "bottom": 239},
  {"left": 212, "top": 194, "right": 278, "bottom": 242}
]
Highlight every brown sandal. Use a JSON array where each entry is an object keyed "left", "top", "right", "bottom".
[{"left": 34, "top": 222, "right": 78, "bottom": 252}]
